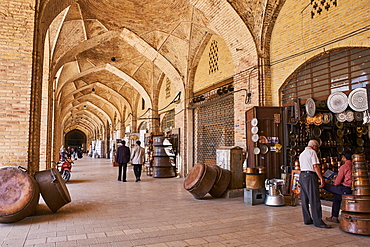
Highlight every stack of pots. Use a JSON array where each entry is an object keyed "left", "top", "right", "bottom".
[
  {"left": 339, "top": 153, "right": 370, "bottom": 235},
  {"left": 245, "top": 167, "right": 266, "bottom": 189},
  {"left": 184, "top": 163, "right": 231, "bottom": 199},
  {"left": 152, "top": 135, "right": 176, "bottom": 178}
]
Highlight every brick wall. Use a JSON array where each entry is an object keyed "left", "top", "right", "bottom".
[
  {"left": 0, "top": 1, "right": 35, "bottom": 168},
  {"left": 270, "top": 0, "right": 370, "bottom": 105}
]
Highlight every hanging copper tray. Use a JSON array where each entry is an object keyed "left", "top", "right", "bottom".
[
  {"left": 314, "top": 113, "right": 323, "bottom": 125},
  {"left": 305, "top": 98, "right": 316, "bottom": 117},
  {"left": 327, "top": 91, "right": 348, "bottom": 113},
  {"left": 357, "top": 137, "right": 365, "bottom": 147},
  {"left": 348, "top": 88, "right": 368, "bottom": 112},
  {"left": 335, "top": 120, "right": 344, "bottom": 129},
  {"left": 322, "top": 113, "right": 331, "bottom": 124},
  {"left": 355, "top": 111, "right": 364, "bottom": 122},
  {"left": 312, "top": 126, "right": 322, "bottom": 137},
  {"left": 306, "top": 116, "right": 314, "bottom": 125},
  {"left": 260, "top": 145, "right": 269, "bottom": 155}
]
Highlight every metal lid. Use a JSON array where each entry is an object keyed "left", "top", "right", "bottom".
[
  {"left": 327, "top": 91, "right": 348, "bottom": 113},
  {"left": 348, "top": 88, "right": 368, "bottom": 112}
]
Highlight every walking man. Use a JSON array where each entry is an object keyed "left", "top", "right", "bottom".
[
  {"left": 116, "top": 140, "right": 130, "bottom": 182},
  {"left": 131, "top": 140, "right": 145, "bottom": 182}
]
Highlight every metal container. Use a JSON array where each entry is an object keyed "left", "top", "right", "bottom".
[
  {"left": 34, "top": 168, "right": 71, "bottom": 213},
  {"left": 245, "top": 174, "right": 265, "bottom": 189},
  {"left": 353, "top": 178, "right": 370, "bottom": 186},
  {"left": 340, "top": 211, "right": 370, "bottom": 235},
  {"left": 341, "top": 195, "right": 370, "bottom": 213},
  {"left": 209, "top": 165, "right": 231, "bottom": 198},
  {"left": 353, "top": 186, "right": 370, "bottom": 196},
  {"left": 352, "top": 154, "right": 366, "bottom": 162},
  {"left": 0, "top": 167, "right": 40, "bottom": 223},
  {"left": 152, "top": 136, "right": 175, "bottom": 178},
  {"left": 183, "top": 163, "right": 217, "bottom": 199},
  {"left": 245, "top": 167, "right": 257, "bottom": 174}
]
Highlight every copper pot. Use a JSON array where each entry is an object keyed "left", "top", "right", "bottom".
[
  {"left": 353, "top": 186, "right": 370, "bottom": 196},
  {"left": 245, "top": 174, "right": 264, "bottom": 189},
  {"left": 341, "top": 195, "right": 370, "bottom": 213},
  {"left": 340, "top": 211, "right": 370, "bottom": 235},
  {"left": 352, "top": 161, "right": 369, "bottom": 169},
  {"left": 354, "top": 178, "right": 370, "bottom": 186},
  {"left": 353, "top": 169, "right": 370, "bottom": 177},
  {"left": 245, "top": 167, "right": 257, "bottom": 174},
  {"left": 352, "top": 153, "right": 366, "bottom": 162},
  {"left": 256, "top": 166, "right": 266, "bottom": 174}
]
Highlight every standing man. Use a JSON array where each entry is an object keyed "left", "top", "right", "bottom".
[
  {"left": 116, "top": 140, "right": 130, "bottom": 182},
  {"left": 299, "top": 139, "right": 331, "bottom": 228},
  {"left": 324, "top": 150, "right": 353, "bottom": 223},
  {"left": 131, "top": 140, "right": 145, "bottom": 182}
]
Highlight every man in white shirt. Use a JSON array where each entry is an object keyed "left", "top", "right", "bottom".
[
  {"left": 298, "top": 140, "right": 330, "bottom": 229},
  {"left": 131, "top": 141, "right": 146, "bottom": 182}
]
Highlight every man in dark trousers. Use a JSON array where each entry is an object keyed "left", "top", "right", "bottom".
[
  {"left": 299, "top": 139, "right": 331, "bottom": 229},
  {"left": 130, "top": 140, "right": 145, "bottom": 182},
  {"left": 116, "top": 140, "right": 130, "bottom": 182}
]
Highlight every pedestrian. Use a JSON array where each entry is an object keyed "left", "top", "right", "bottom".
[
  {"left": 130, "top": 140, "right": 145, "bottom": 182},
  {"left": 324, "top": 150, "right": 353, "bottom": 223},
  {"left": 298, "top": 139, "right": 331, "bottom": 228},
  {"left": 60, "top": 145, "right": 66, "bottom": 161},
  {"left": 116, "top": 140, "right": 130, "bottom": 182}
]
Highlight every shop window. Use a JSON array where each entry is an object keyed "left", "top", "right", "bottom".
[{"left": 281, "top": 47, "right": 370, "bottom": 105}]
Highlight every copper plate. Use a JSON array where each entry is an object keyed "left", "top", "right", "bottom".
[
  {"left": 355, "top": 111, "right": 364, "bottom": 121},
  {"left": 346, "top": 110, "right": 354, "bottom": 122},
  {"left": 337, "top": 112, "right": 347, "bottom": 122},
  {"left": 327, "top": 91, "right": 348, "bottom": 113},
  {"left": 314, "top": 113, "right": 323, "bottom": 125}
]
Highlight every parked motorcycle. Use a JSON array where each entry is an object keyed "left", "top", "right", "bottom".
[{"left": 53, "top": 158, "right": 73, "bottom": 182}]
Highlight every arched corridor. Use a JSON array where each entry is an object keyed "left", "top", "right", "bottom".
[{"left": 1, "top": 157, "right": 368, "bottom": 246}]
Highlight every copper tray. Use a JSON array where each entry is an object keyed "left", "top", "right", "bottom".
[{"left": 327, "top": 91, "right": 348, "bottom": 113}]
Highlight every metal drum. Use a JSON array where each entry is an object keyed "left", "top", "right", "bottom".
[
  {"left": 0, "top": 167, "right": 40, "bottom": 223},
  {"left": 152, "top": 136, "right": 175, "bottom": 178},
  {"left": 184, "top": 163, "right": 217, "bottom": 199},
  {"left": 209, "top": 165, "right": 231, "bottom": 198},
  {"left": 341, "top": 195, "right": 370, "bottom": 213},
  {"left": 340, "top": 211, "right": 370, "bottom": 235},
  {"left": 34, "top": 168, "right": 71, "bottom": 213}
]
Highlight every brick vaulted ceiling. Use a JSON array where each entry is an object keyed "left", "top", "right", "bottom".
[{"left": 41, "top": 0, "right": 283, "bottom": 135}]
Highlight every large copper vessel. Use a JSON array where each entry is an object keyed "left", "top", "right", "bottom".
[
  {"left": 0, "top": 167, "right": 40, "bottom": 223},
  {"left": 340, "top": 212, "right": 370, "bottom": 235},
  {"left": 341, "top": 195, "right": 370, "bottom": 213},
  {"left": 184, "top": 163, "right": 217, "bottom": 199},
  {"left": 209, "top": 165, "right": 231, "bottom": 197}
]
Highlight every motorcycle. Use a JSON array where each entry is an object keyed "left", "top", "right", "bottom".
[{"left": 53, "top": 158, "right": 73, "bottom": 182}]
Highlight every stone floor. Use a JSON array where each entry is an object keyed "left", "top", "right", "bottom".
[{"left": 1, "top": 156, "right": 369, "bottom": 247}]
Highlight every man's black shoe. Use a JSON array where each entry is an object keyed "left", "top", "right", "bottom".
[{"left": 315, "top": 224, "right": 331, "bottom": 229}]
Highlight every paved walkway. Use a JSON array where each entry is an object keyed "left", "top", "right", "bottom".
[{"left": 1, "top": 156, "right": 369, "bottom": 246}]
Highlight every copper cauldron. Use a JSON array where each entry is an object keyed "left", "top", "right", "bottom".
[
  {"left": 341, "top": 195, "right": 370, "bottom": 213},
  {"left": 340, "top": 211, "right": 370, "bottom": 235}
]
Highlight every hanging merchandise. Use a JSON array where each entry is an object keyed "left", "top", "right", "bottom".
[
  {"left": 305, "top": 98, "right": 316, "bottom": 117},
  {"left": 348, "top": 88, "right": 368, "bottom": 112},
  {"left": 327, "top": 91, "right": 348, "bottom": 113}
]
